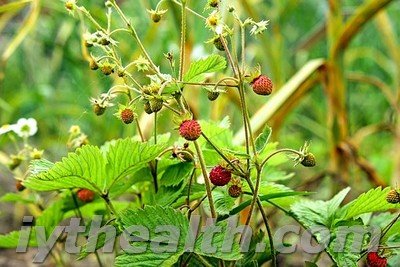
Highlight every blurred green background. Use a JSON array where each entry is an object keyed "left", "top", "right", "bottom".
[{"left": 1, "top": 0, "right": 399, "bottom": 219}]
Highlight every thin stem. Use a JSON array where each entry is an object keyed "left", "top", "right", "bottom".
[
  {"left": 171, "top": 0, "right": 206, "bottom": 20},
  {"left": 244, "top": 167, "right": 261, "bottom": 226},
  {"left": 237, "top": 82, "right": 250, "bottom": 170},
  {"left": 193, "top": 253, "right": 213, "bottom": 267},
  {"left": 186, "top": 169, "right": 196, "bottom": 206},
  {"left": 70, "top": 190, "right": 104, "bottom": 267},
  {"left": 110, "top": 0, "right": 163, "bottom": 79},
  {"left": 152, "top": 113, "right": 159, "bottom": 193},
  {"left": 154, "top": 112, "right": 158, "bottom": 145},
  {"left": 194, "top": 140, "right": 217, "bottom": 218},
  {"left": 163, "top": 103, "right": 181, "bottom": 115},
  {"left": 102, "top": 194, "right": 119, "bottom": 218},
  {"left": 201, "top": 133, "right": 246, "bottom": 176},
  {"left": 220, "top": 35, "right": 239, "bottom": 78},
  {"left": 189, "top": 186, "right": 216, "bottom": 214},
  {"left": 240, "top": 24, "right": 246, "bottom": 73},
  {"left": 245, "top": 177, "right": 277, "bottom": 267},
  {"left": 77, "top": 6, "right": 106, "bottom": 31},
  {"left": 260, "top": 148, "right": 305, "bottom": 169},
  {"left": 135, "top": 118, "right": 146, "bottom": 142},
  {"left": 178, "top": 0, "right": 187, "bottom": 81}
]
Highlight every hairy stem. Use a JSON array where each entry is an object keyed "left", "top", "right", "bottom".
[
  {"left": 178, "top": 0, "right": 187, "bottom": 81},
  {"left": 194, "top": 140, "right": 217, "bottom": 218},
  {"left": 245, "top": 177, "right": 277, "bottom": 267},
  {"left": 110, "top": 0, "right": 163, "bottom": 79}
]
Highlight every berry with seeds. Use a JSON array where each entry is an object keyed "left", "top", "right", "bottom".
[
  {"left": 386, "top": 189, "right": 400, "bottom": 204},
  {"left": 228, "top": 184, "right": 242, "bottom": 198},
  {"left": 179, "top": 120, "right": 202, "bottom": 141},
  {"left": 120, "top": 108, "right": 135, "bottom": 124},
  {"left": 301, "top": 153, "right": 316, "bottom": 167},
  {"left": 251, "top": 75, "right": 273, "bottom": 95},
  {"left": 209, "top": 165, "right": 232, "bottom": 186},
  {"left": 366, "top": 252, "right": 387, "bottom": 267},
  {"left": 77, "top": 189, "right": 95, "bottom": 203}
]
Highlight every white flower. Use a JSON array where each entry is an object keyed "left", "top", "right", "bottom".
[{"left": 13, "top": 118, "right": 38, "bottom": 138}]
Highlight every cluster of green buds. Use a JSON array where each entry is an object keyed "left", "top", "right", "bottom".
[
  {"left": 142, "top": 82, "right": 164, "bottom": 114},
  {"left": 83, "top": 31, "right": 115, "bottom": 47}
]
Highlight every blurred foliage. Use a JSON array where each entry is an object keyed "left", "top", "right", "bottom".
[{"left": 1, "top": 0, "right": 399, "bottom": 209}]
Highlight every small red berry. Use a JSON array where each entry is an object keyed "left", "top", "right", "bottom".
[
  {"left": 209, "top": 165, "right": 232, "bottom": 186},
  {"left": 121, "top": 108, "right": 135, "bottom": 124},
  {"left": 251, "top": 75, "right": 273, "bottom": 95},
  {"left": 367, "top": 252, "right": 387, "bottom": 267},
  {"left": 179, "top": 120, "right": 202, "bottom": 141},
  {"left": 77, "top": 189, "right": 95, "bottom": 203},
  {"left": 16, "top": 181, "right": 25, "bottom": 192}
]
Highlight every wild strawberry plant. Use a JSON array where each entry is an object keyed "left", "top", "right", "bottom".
[{"left": 1, "top": 1, "right": 400, "bottom": 266}]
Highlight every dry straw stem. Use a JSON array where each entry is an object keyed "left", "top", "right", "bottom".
[
  {"left": 233, "top": 59, "right": 324, "bottom": 145},
  {"left": 0, "top": 0, "right": 40, "bottom": 79},
  {"left": 332, "top": 0, "right": 395, "bottom": 58}
]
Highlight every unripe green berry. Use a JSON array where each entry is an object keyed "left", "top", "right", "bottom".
[
  {"left": 150, "top": 98, "right": 163, "bottom": 113},
  {"left": 144, "top": 101, "right": 153, "bottom": 114},
  {"left": 207, "top": 91, "right": 220, "bottom": 101},
  {"left": 301, "top": 153, "right": 316, "bottom": 167}
]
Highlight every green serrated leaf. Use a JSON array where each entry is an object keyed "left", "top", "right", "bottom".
[
  {"left": 183, "top": 55, "right": 226, "bottom": 83},
  {"left": 25, "top": 145, "right": 106, "bottom": 192},
  {"left": 194, "top": 221, "right": 243, "bottom": 261},
  {"left": 25, "top": 139, "right": 164, "bottom": 196},
  {"left": 105, "top": 139, "right": 165, "bottom": 192},
  {"left": 0, "top": 229, "right": 37, "bottom": 248},
  {"left": 326, "top": 220, "right": 365, "bottom": 267},
  {"left": 291, "top": 187, "right": 350, "bottom": 228},
  {"left": 160, "top": 162, "right": 194, "bottom": 187},
  {"left": 339, "top": 187, "right": 400, "bottom": 221},
  {"left": 207, "top": 190, "right": 236, "bottom": 216},
  {"left": 115, "top": 206, "right": 189, "bottom": 267},
  {"left": 255, "top": 125, "right": 272, "bottom": 154}
]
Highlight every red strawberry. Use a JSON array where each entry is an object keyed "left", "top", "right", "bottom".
[
  {"left": 367, "top": 252, "right": 387, "bottom": 267},
  {"left": 209, "top": 165, "right": 232, "bottom": 186},
  {"left": 179, "top": 120, "right": 201, "bottom": 141},
  {"left": 251, "top": 75, "right": 273, "bottom": 95},
  {"left": 121, "top": 108, "right": 135, "bottom": 124},
  {"left": 77, "top": 189, "right": 95, "bottom": 203}
]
